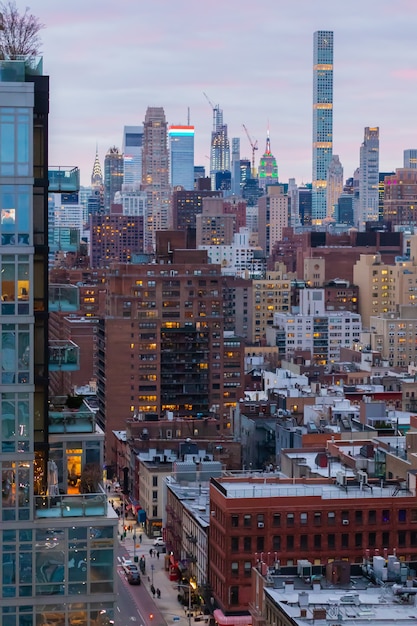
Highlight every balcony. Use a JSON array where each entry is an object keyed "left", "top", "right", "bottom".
[
  {"left": 48, "top": 166, "right": 80, "bottom": 192},
  {"left": 0, "top": 56, "right": 43, "bottom": 82},
  {"left": 49, "top": 284, "right": 79, "bottom": 312},
  {"left": 34, "top": 492, "right": 107, "bottom": 519},
  {"left": 48, "top": 340, "right": 79, "bottom": 371},
  {"left": 49, "top": 403, "right": 96, "bottom": 434}
]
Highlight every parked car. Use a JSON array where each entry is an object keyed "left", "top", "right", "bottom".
[
  {"left": 153, "top": 537, "right": 165, "bottom": 547},
  {"left": 127, "top": 571, "right": 141, "bottom": 585},
  {"left": 121, "top": 558, "right": 139, "bottom": 575}
]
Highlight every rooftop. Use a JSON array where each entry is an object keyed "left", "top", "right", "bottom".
[
  {"left": 212, "top": 475, "right": 414, "bottom": 500},
  {"left": 266, "top": 584, "right": 417, "bottom": 625}
]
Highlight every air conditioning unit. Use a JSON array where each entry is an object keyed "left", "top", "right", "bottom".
[
  {"left": 342, "top": 519, "right": 349, "bottom": 525},
  {"left": 258, "top": 522, "right": 264, "bottom": 528}
]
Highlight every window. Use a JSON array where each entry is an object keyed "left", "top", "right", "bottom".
[
  {"left": 257, "top": 536, "right": 264, "bottom": 551},
  {"left": 286, "top": 535, "right": 294, "bottom": 550},
  {"left": 368, "top": 532, "right": 376, "bottom": 547},
  {"left": 152, "top": 476, "right": 158, "bottom": 487},
  {"left": 328, "top": 511, "right": 335, "bottom": 525},
  {"left": 314, "top": 534, "right": 321, "bottom": 549},
  {"left": 341, "top": 510, "right": 349, "bottom": 523},
  {"left": 152, "top": 491, "right": 158, "bottom": 501},
  {"left": 287, "top": 513, "right": 294, "bottom": 527},
  {"left": 152, "top": 506, "right": 157, "bottom": 517},
  {"left": 300, "top": 513, "right": 308, "bottom": 525},
  {"left": 243, "top": 514, "right": 251, "bottom": 527},
  {"left": 399, "top": 509, "right": 406, "bottom": 523},
  {"left": 231, "top": 562, "right": 238, "bottom": 576},
  {"left": 272, "top": 535, "right": 280, "bottom": 550},
  {"left": 273, "top": 513, "right": 281, "bottom": 527},
  {"left": 398, "top": 531, "right": 406, "bottom": 547},
  {"left": 231, "top": 514, "right": 238, "bottom": 528},
  {"left": 382, "top": 531, "right": 390, "bottom": 546},
  {"left": 243, "top": 537, "right": 251, "bottom": 552},
  {"left": 230, "top": 586, "right": 239, "bottom": 605},
  {"left": 314, "top": 512, "right": 321, "bottom": 526},
  {"left": 355, "top": 533, "right": 362, "bottom": 548},
  {"left": 411, "top": 531, "right": 417, "bottom": 547},
  {"left": 382, "top": 510, "right": 390, "bottom": 524},
  {"left": 355, "top": 510, "right": 363, "bottom": 524},
  {"left": 300, "top": 535, "right": 308, "bottom": 550},
  {"left": 411, "top": 509, "right": 417, "bottom": 523},
  {"left": 369, "top": 510, "right": 376, "bottom": 524},
  {"left": 231, "top": 537, "right": 238, "bottom": 552},
  {"left": 244, "top": 562, "right": 251, "bottom": 577},
  {"left": 341, "top": 534, "right": 349, "bottom": 549},
  {"left": 328, "top": 534, "right": 335, "bottom": 549}
]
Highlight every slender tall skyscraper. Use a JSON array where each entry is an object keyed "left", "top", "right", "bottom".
[
  {"left": 231, "top": 138, "right": 241, "bottom": 196},
  {"left": 358, "top": 127, "right": 379, "bottom": 228},
  {"left": 312, "top": 30, "right": 334, "bottom": 224},
  {"left": 168, "top": 125, "right": 195, "bottom": 190}
]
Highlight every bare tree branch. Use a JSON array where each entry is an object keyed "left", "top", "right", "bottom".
[{"left": 0, "top": 1, "right": 44, "bottom": 59}]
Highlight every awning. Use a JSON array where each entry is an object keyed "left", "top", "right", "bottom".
[{"left": 213, "top": 610, "right": 252, "bottom": 626}]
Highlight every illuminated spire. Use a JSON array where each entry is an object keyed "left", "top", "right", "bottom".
[
  {"left": 91, "top": 145, "right": 103, "bottom": 186},
  {"left": 265, "top": 127, "right": 271, "bottom": 156},
  {"left": 258, "top": 126, "right": 278, "bottom": 188}
]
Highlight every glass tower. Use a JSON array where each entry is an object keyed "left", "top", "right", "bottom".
[
  {"left": 312, "top": 30, "right": 334, "bottom": 224},
  {"left": 168, "top": 125, "right": 195, "bottom": 190},
  {"left": 122, "top": 125, "right": 143, "bottom": 187},
  {"left": 0, "top": 57, "right": 117, "bottom": 626}
]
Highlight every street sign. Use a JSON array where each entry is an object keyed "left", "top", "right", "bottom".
[{"left": 173, "top": 617, "right": 180, "bottom": 622}]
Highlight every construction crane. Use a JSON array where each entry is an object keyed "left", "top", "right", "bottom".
[
  {"left": 203, "top": 92, "right": 220, "bottom": 131},
  {"left": 242, "top": 124, "right": 258, "bottom": 178}
]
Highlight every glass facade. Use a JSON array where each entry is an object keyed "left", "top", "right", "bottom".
[
  {"left": 312, "top": 30, "right": 333, "bottom": 223},
  {"left": 169, "top": 126, "right": 195, "bottom": 190},
  {"left": 0, "top": 61, "right": 117, "bottom": 626}
]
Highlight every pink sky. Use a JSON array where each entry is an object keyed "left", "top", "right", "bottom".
[{"left": 34, "top": 0, "right": 417, "bottom": 186}]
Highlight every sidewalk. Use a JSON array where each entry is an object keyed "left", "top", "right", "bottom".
[{"left": 108, "top": 487, "right": 194, "bottom": 626}]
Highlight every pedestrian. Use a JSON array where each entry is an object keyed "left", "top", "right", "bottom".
[
  {"left": 149, "top": 548, "right": 153, "bottom": 557},
  {"left": 156, "top": 588, "right": 161, "bottom": 599},
  {"left": 139, "top": 534, "right": 142, "bottom": 542},
  {"left": 151, "top": 584, "right": 155, "bottom": 597},
  {"left": 156, "top": 550, "right": 160, "bottom": 560}
]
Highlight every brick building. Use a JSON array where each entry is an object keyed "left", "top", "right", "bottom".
[
  {"left": 208, "top": 472, "right": 417, "bottom": 614},
  {"left": 97, "top": 233, "right": 244, "bottom": 461}
]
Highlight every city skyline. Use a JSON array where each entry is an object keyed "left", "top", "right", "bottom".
[{"left": 35, "top": 0, "right": 417, "bottom": 187}]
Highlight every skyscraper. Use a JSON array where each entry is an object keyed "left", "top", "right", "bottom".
[
  {"left": 168, "top": 125, "right": 195, "bottom": 189},
  {"left": 358, "top": 127, "right": 379, "bottom": 228},
  {"left": 404, "top": 149, "right": 417, "bottom": 169},
  {"left": 326, "top": 154, "right": 343, "bottom": 219},
  {"left": 209, "top": 104, "right": 230, "bottom": 190},
  {"left": 258, "top": 129, "right": 279, "bottom": 189},
  {"left": 122, "top": 125, "right": 143, "bottom": 187},
  {"left": 104, "top": 146, "right": 124, "bottom": 212},
  {"left": 0, "top": 53, "right": 117, "bottom": 625},
  {"left": 231, "top": 137, "right": 241, "bottom": 196},
  {"left": 142, "top": 107, "right": 171, "bottom": 250},
  {"left": 312, "top": 30, "right": 334, "bottom": 224}
]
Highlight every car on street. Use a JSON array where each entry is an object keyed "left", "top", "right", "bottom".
[
  {"left": 121, "top": 558, "right": 139, "bottom": 576},
  {"left": 127, "top": 571, "right": 141, "bottom": 585},
  {"left": 153, "top": 537, "right": 165, "bottom": 547}
]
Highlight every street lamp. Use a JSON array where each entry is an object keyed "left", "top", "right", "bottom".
[{"left": 177, "top": 581, "right": 197, "bottom": 626}]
